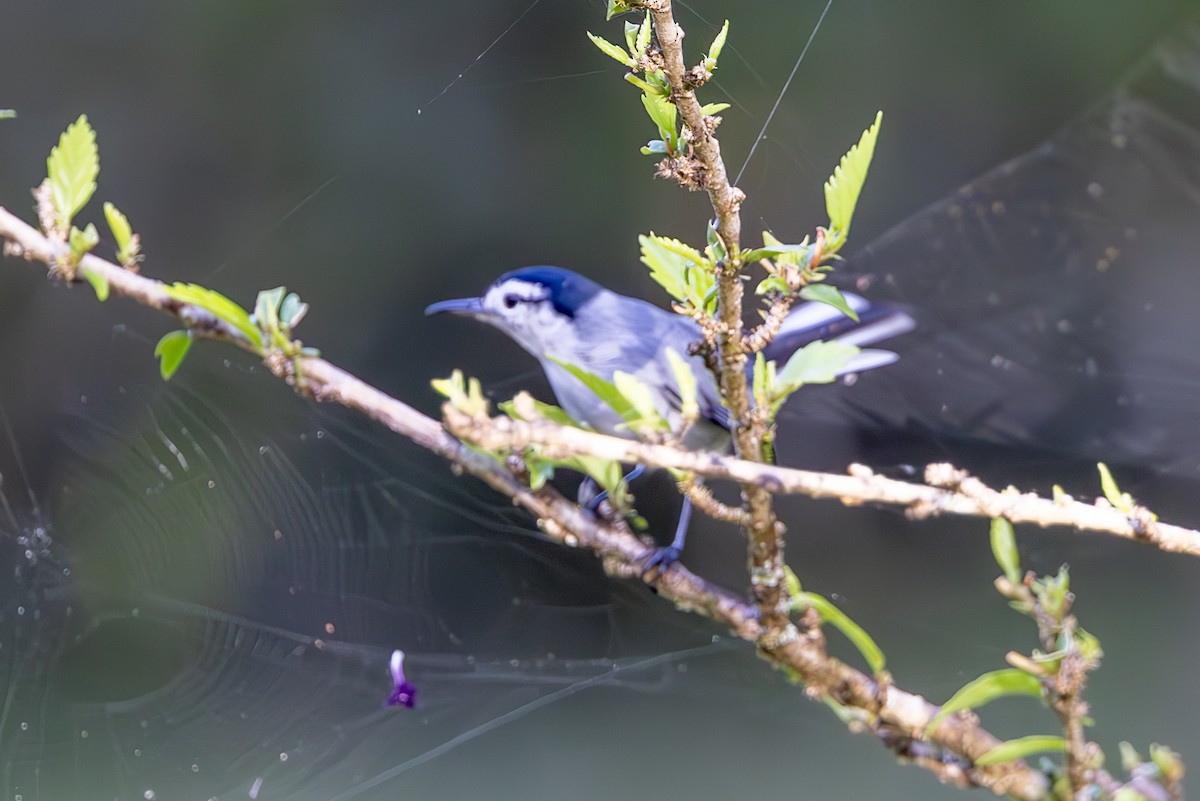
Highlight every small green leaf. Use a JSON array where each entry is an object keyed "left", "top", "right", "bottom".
[
  {"left": 0, "top": 109, "right": 16, "bottom": 119},
  {"left": 78, "top": 263, "right": 110, "bottom": 302},
  {"left": 634, "top": 13, "right": 652, "bottom": 57},
  {"left": 499, "top": 396, "right": 581, "bottom": 427},
  {"left": 664, "top": 347, "right": 699, "bottom": 423},
  {"left": 1119, "top": 742, "right": 1144, "bottom": 773},
  {"left": 103, "top": 201, "right": 137, "bottom": 264},
  {"left": 162, "top": 283, "right": 263, "bottom": 349},
  {"left": 755, "top": 274, "right": 789, "bottom": 296},
  {"left": 640, "top": 139, "right": 669, "bottom": 155},
  {"left": 1074, "top": 626, "right": 1104, "bottom": 661},
  {"left": 1097, "top": 462, "right": 1135, "bottom": 513},
  {"left": 614, "top": 371, "right": 670, "bottom": 432},
  {"left": 640, "top": 92, "right": 678, "bottom": 148},
  {"left": 431, "top": 369, "right": 490, "bottom": 417},
  {"left": 154, "top": 330, "right": 192, "bottom": 381},
  {"left": 254, "top": 286, "right": 285, "bottom": 332},
  {"left": 825, "top": 110, "right": 883, "bottom": 251},
  {"left": 752, "top": 352, "right": 770, "bottom": 408},
  {"left": 525, "top": 455, "right": 555, "bottom": 490},
  {"left": 68, "top": 222, "right": 99, "bottom": 259},
  {"left": 704, "top": 20, "right": 730, "bottom": 69},
  {"left": 926, "top": 669, "right": 1044, "bottom": 735},
  {"left": 605, "top": 0, "right": 633, "bottom": 20},
  {"left": 799, "top": 284, "right": 860, "bottom": 322},
  {"left": 783, "top": 565, "right": 803, "bottom": 598},
  {"left": 587, "top": 32, "right": 636, "bottom": 68},
  {"left": 990, "top": 518, "right": 1022, "bottom": 585},
  {"left": 623, "top": 20, "right": 640, "bottom": 56},
  {"left": 975, "top": 735, "right": 1066, "bottom": 766},
  {"left": 279, "top": 292, "right": 309, "bottom": 329},
  {"left": 624, "top": 72, "right": 657, "bottom": 93},
  {"left": 775, "top": 339, "right": 860, "bottom": 392},
  {"left": 705, "top": 221, "right": 727, "bottom": 264},
  {"left": 798, "top": 592, "right": 886, "bottom": 675},
  {"left": 698, "top": 102, "right": 730, "bottom": 116},
  {"left": 46, "top": 114, "right": 99, "bottom": 231}
]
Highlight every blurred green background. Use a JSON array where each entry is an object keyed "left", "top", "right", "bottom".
[{"left": 1, "top": 1, "right": 1198, "bottom": 799}]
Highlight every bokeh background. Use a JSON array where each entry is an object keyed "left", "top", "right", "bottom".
[{"left": 1, "top": 1, "right": 1199, "bottom": 799}]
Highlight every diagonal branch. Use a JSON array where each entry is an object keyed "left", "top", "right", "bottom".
[{"left": 0, "top": 202, "right": 1050, "bottom": 799}]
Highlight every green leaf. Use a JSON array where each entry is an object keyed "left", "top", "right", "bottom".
[
  {"left": 549, "top": 357, "right": 667, "bottom": 434},
  {"left": 990, "top": 518, "right": 1022, "bottom": 584},
  {"left": 704, "top": 20, "right": 730, "bottom": 69},
  {"left": 824, "top": 110, "right": 883, "bottom": 250},
  {"left": 799, "top": 284, "right": 859, "bottom": 322},
  {"left": 705, "top": 221, "right": 727, "bottom": 264},
  {"left": 587, "top": 32, "right": 636, "bottom": 68},
  {"left": 755, "top": 274, "right": 789, "bottom": 296},
  {"left": 613, "top": 371, "right": 670, "bottom": 432},
  {"left": 698, "top": 102, "right": 731, "bottom": 116},
  {"left": 605, "top": 0, "right": 633, "bottom": 20},
  {"left": 46, "top": 114, "right": 99, "bottom": 230},
  {"left": 635, "top": 13, "right": 651, "bottom": 55},
  {"left": 162, "top": 283, "right": 263, "bottom": 350},
  {"left": 254, "top": 286, "right": 285, "bottom": 333},
  {"left": 0, "top": 109, "right": 15, "bottom": 119},
  {"left": 549, "top": 357, "right": 638, "bottom": 422},
  {"left": 639, "top": 233, "right": 701, "bottom": 302},
  {"left": 799, "top": 592, "right": 886, "bottom": 675},
  {"left": 103, "top": 201, "right": 137, "bottom": 264},
  {"left": 752, "top": 352, "right": 770, "bottom": 408},
  {"left": 499, "top": 396, "right": 581, "bottom": 427},
  {"left": 664, "top": 347, "right": 699, "bottom": 423},
  {"left": 431, "top": 369, "right": 490, "bottom": 417},
  {"left": 279, "top": 292, "right": 309, "bottom": 329},
  {"left": 154, "top": 330, "right": 192, "bottom": 381},
  {"left": 640, "top": 139, "right": 669, "bottom": 155},
  {"left": 68, "top": 222, "right": 99, "bottom": 259},
  {"left": 640, "top": 92, "right": 677, "bottom": 148},
  {"left": 78, "top": 263, "right": 109, "bottom": 302},
  {"left": 926, "top": 669, "right": 1044, "bottom": 735},
  {"left": 624, "top": 72, "right": 657, "bottom": 93},
  {"left": 623, "top": 20, "right": 639, "bottom": 56},
  {"left": 975, "top": 735, "right": 1066, "bottom": 766},
  {"left": 1097, "top": 462, "right": 1135, "bottom": 513},
  {"left": 775, "top": 339, "right": 860, "bottom": 392}
]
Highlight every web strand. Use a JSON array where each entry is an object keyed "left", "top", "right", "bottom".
[{"left": 733, "top": 0, "right": 834, "bottom": 188}]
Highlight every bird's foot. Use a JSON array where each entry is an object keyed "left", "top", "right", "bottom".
[{"left": 641, "top": 544, "right": 682, "bottom": 578}]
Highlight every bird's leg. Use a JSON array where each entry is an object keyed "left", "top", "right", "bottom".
[
  {"left": 579, "top": 464, "right": 645, "bottom": 512},
  {"left": 642, "top": 494, "right": 692, "bottom": 575}
]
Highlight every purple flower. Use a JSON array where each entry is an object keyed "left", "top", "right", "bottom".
[{"left": 387, "top": 650, "right": 417, "bottom": 708}]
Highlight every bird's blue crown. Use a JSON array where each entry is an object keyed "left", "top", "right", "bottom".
[{"left": 496, "top": 266, "right": 603, "bottom": 318}]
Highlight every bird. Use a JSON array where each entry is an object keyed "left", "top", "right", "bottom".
[{"left": 426, "top": 266, "right": 915, "bottom": 570}]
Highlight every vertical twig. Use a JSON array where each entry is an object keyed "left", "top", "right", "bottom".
[{"left": 641, "top": 0, "right": 790, "bottom": 632}]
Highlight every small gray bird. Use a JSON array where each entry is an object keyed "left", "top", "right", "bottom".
[{"left": 427, "top": 266, "right": 913, "bottom": 569}]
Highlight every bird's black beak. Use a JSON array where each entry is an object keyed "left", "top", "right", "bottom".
[{"left": 424, "top": 297, "right": 485, "bottom": 317}]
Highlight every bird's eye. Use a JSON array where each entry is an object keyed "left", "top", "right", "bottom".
[{"left": 503, "top": 293, "right": 520, "bottom": 309}]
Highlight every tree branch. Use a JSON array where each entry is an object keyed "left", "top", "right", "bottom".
[
  {"left": 641, "top": 0, "right": 790, "bottom": 636},
  {"left": 445, "top": 405, "right": 1200, "bottom": 556},
  {"left": 0, "top": 202, "right": 1051, "bottom": 799}
]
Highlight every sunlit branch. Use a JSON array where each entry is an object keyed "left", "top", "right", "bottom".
[{"left": 442, "top": 406, "right": 1200, "bottom": 557}]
